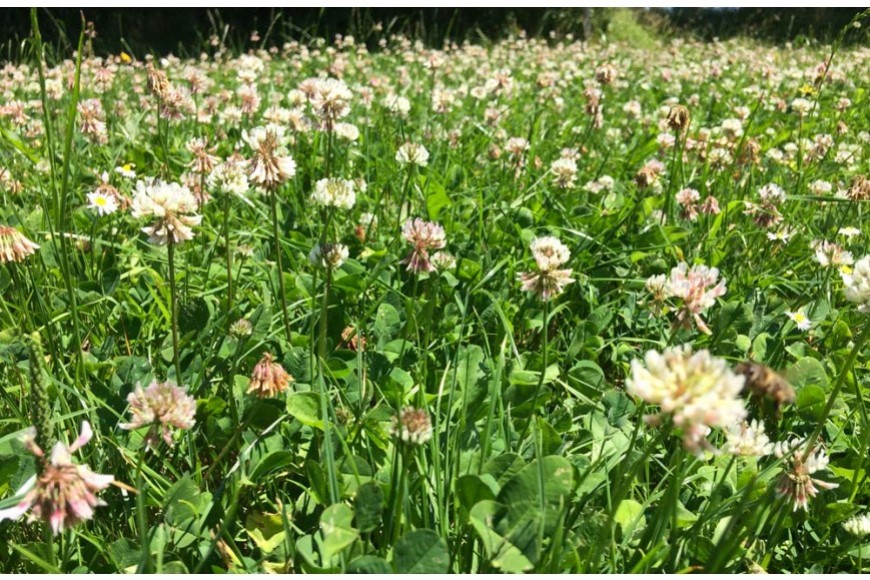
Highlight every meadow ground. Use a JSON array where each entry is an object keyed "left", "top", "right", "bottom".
[{"left": 0, "top": 13, "right": 869, "bottom": 573}]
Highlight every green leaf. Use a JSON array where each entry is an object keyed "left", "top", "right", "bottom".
[
  {"left": 483, "top": 453, "right": 526, "bottom": 487},
  {"left": 795, "top": 385, "right": 826, "bottom": 421},
  {"left": 354, "top": 482, "right": 384, "bottom": 533},
  {"left": 457, "top": 474, "right": 498, "bottom": 512},
  {"left": 450, "top": 344, "right": 488, "bottom": 420},
  {"left": 493, "top": 456, "right": 575, "bottom": 563},
  {"left": 347, "top": 555, "right": 392, "bottom": 573},
  {"left": 469, "top": 500, "right": 534, "bottom": 573},
  {"left": 614, "top": 499, "right": 645, "bottom": 537},
  {"left": 373, "top": 303, "right": 401, "bottom": 346},
  {"left": 392, "top": 529, "right": 450, "bottom": 573},
  {"left": 569, "top": 360, "right": 606, "bottom": 393},
  {"left": 249, "top": 450, "right": 295, "bottom": 481},
  {"left": 787, "top": 357, "right": 829, "bottom": 390},
  {"left": 245, "top": 512, "right": 287, "bottom": 555},
  {"left": 286, "top": 392, "right": 323, "bottom": 430},
  {"left": 319, "top": 504, "right": 359, "bottom": 564},
  {"left": 425, "top": 180, "right": 452, "bottom": 219},
  {"left": 163, "top": 476, "right": 208, "bottom": 525}
]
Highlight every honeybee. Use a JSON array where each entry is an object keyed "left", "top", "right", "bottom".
[{"left": 736, "top": 361, "right": 795, "bottom": 417}]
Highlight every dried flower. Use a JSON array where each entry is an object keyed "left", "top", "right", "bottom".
[
  {"left": 401, "top": 218, "right": 446, "bottom": 274},
  {"left": 146, "top": 63, "right": 170, "bottom": 100},
  {"left": 391, "top": 407, "right": 433, "bottom": 446},
  {"left": 0, "top": 422, "right": 113, "bottom": 535},
  {"left": 131, "top": 179, "right": 202, "bottom": 245},
  {"left": 247, "top": 352, "right": 293, "bottom": 398},
  {"left": 667, "top": 105, "right": 691, "bottom": 133},
  {"left": 595, "top": 63, "right": 617, "bottom": 85},
  {"left": 77, "top": 99, "right": 107, "bottom": 145},
  {"left": 627, "top": 345, "right": 747, "bottom": 454},
  {"left": 120, "top": 380, "right": 196, "bottom": 447},
  {"left": 774, "top": 439, "right": 838, "bottom": 511},
  {"left": 186, "top": 137, "right": 219, "bottom": 175},
  {"left": 847, "top": 175, "right": 870, "bottom": 201},
  {"left": 0, "top": 225, "right": 40, "bottom": 262}
]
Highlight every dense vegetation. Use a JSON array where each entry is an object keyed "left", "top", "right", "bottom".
[{"left": 0, "top": 9, "right": 869, "bottom": 573}]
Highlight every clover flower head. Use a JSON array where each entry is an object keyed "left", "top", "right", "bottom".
[{"left": 0, "top": 422, "right": 113, "bottom": 535}]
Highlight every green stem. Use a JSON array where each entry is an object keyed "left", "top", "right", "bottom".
[
  {"left": 519, "top": 299, "right": 550, "bottom": 446},
  {"left": 135, "top": 451, "right": 151, "bottom": 573},
  {"left": 222, "top": 194, "right": 234, "bottom": 324},
  {"left": 803, "top": 321, "right": 870, "bottom": 461},
  {"left": 268, "top": 187, "right": 293, "bottom": 344},
  {"left": 167, "top": 240, "right": 182, "bottom": 382},
  {"left": 318, "top": 267, "right": 339, "bottom": 504}
]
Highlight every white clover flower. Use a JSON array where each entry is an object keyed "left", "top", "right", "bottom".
[
  {"left": 843, "top": 255, "right": 870, "bottom": 312},
  {"left": 627, "top": 345, "right": 747, "bottom": 454},
  {"left": 663, "top": 262, "right": 727, "bottom": 334},
  {"left": 809, "top": 180, "right": 832, "bottom": 196},
  {"left": 309, "top": 243, "right": 349, "bottom": 269},
  {"left": 130, "top": 179, "right": 202, "bottom": 245},
  {"left": 120, "top": 381, "right": 196, "bottom": 447},
  {"left": 774, "top": 439, "right": 839, "bottom": 511},
  {"left": 391, "top": 407, "right": 432, "bottom": 446},
  {"left": 207, "top": 158, "right": 251, "bottom": 202},
  {"left": 529, "top": 236, "right": 570, "bottom": 271},
  {"left": 310, "top": 78, "right": 353, "bottom": 124},
  {"left": 384, "top": 94, "right": 411, "bottom": 116},
  {"left": 843, "top": 513, "right": 870, "bottom": 537},
  {"left": 396, "top": 142, "right": 429, "bottom": 167},
  {"left": 311, "top": 177, "right": 356, "bottom": 210},
  {"left": 758, "top": 183, "right": 786, "bottom": 204},
  {"left": 724, "top": 419, "right": 774, "bottom": 457},
  {"left": 551, "top": 158, "right": 578, "bottom": 189},
  {"left": 334, "top": 122, "right": 360, "bottom": 141},
  {"left": 814, "top": 240, "right": 853, "bottom": 268},
  {"left": 243, "top": 125, "right": 296, "bottom": 189},
  {"left": 431, "top": 251, "right": 457, "bottom": 271},
  {"left": 791, "top": 98, "right": 813, "bottom": 117}
]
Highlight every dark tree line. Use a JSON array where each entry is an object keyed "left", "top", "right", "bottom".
[{"left": 0, "top": 8, "right": 866, "bottom": 61}]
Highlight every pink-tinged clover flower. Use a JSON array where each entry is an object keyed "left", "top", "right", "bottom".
[
  {"left": 120, "top": 380, "right": 196, "bottom": 448},
  {"left": 774, "top": 439, "right": 839, "bottom": 511},
  {"left": 401, "top": 218, "right": 446, "bottom": 274},
  {"left": 0, "top": 422, "right": 113, "bottom": 535},
  {"left": 664, "top": 262, "right": 727, "bottom": 335}
]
